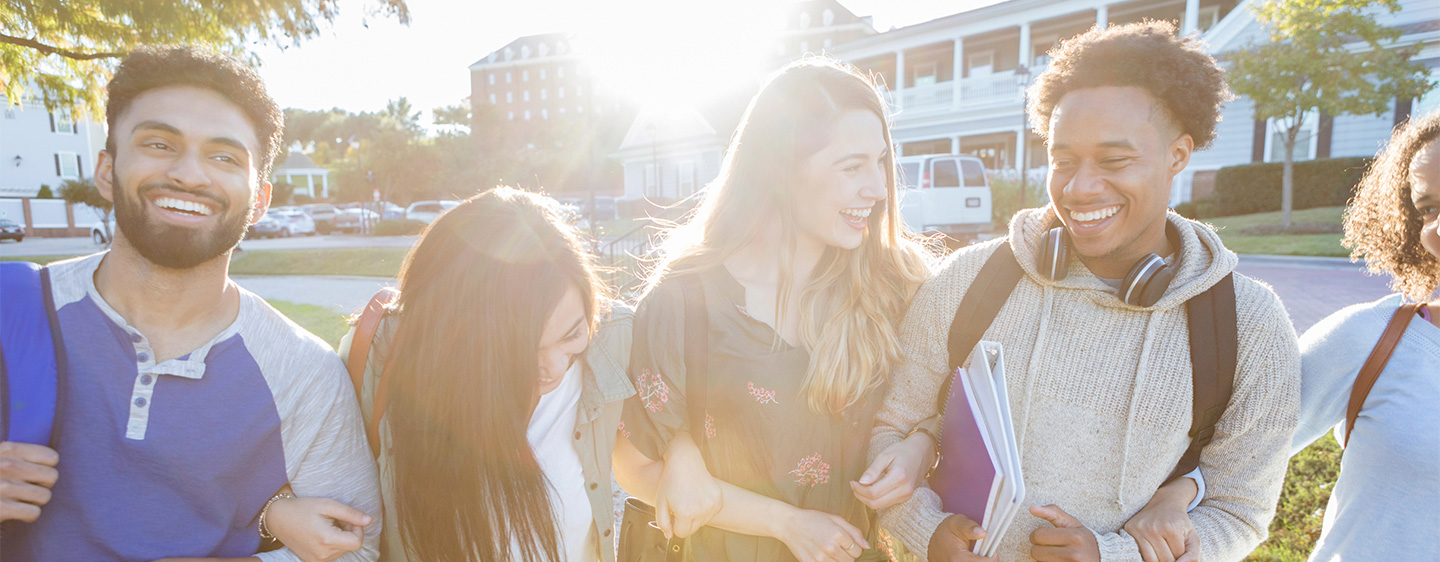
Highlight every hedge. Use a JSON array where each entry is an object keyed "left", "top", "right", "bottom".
[{"left": 1213, "top": 157, "right": 1372, "bottom": 217}]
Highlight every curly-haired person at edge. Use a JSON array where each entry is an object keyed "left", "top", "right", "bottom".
[
  {"left": 872, "top": 21, "right": 1301, "bottom": 562},
  {"left": 1130, "top": 111, "right": 1440, "bottom": 562}
]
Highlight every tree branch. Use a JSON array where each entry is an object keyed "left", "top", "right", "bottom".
[{"left": 0, "top": 33, "right": 123, "bottom": 61}]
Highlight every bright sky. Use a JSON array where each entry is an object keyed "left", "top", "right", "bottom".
[{"left": 254, "top": 0, "right": 1006, "bottom": 130}]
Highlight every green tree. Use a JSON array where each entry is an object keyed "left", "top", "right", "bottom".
[
  {"left": 271, "top": 181, "right": 297, "bottom": 207},
  {"left": 35, "top": 184, "right": 53, "bottom": 199},
  {"left": 1, "top": 0, "right": 410, "bottom": 115},
  {"left": 58, "top": 178, "right": 111, "bottom": 241},
  {"left": 1227, "top": 0, "right": 1434, "bottom": 228}
]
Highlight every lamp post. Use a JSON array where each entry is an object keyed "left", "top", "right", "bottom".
[{"left": 1015, "top": 65, "right": 1032, "bottom": 210}]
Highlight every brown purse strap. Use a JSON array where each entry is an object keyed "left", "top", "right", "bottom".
[
  {"left": 346, "top": 287, "right": 399, "bottom": 458},
  {"left": 1345, "top": 302, "right": 1420, "bottom": 447}
]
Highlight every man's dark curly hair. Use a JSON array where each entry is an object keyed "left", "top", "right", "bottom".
[
  {"left": 1343, "top": 110, "right": 1440, "bottom": 301},
  {"left": 1027, "top": 21, "right": 1230, "bottom": 149},
  {"left": 105, "top": 46, "right": 284, "bottom": 179}
]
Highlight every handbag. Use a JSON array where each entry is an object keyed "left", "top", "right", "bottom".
[{"left": 617, "top": 274, "right": 709, "bottom": 562}]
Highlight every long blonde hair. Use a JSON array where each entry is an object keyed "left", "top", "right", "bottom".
[{"left": 646, "top": 57, "right": 935, "bottom": 415}]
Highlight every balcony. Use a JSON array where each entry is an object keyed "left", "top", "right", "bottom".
[{"left": 900, "top": 82, "right": 955, "bottom": 114}]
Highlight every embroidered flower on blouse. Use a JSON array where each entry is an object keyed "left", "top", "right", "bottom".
[
  {"left": 878, "top": 529, "right": 899, "bottom": 561},
  {"left": 789, "top": 453, "right": 830, "bottom": 487},
  {"left": 618, "top": 421, "right": 632, "bottom": 440},
  {"left": 746, "top": 381, "right": 779, "bottom": 405},
  {"left": 704, "top": 412, "right": 716, "bottom": 439},
  {"left": 636, "top": 369, "right": 669, "bottom": 413}
]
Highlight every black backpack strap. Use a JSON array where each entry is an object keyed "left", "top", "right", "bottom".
[
  {"left": 679, "top": 274, "right": 710, "bottom": 465},
  {"left": 939, "top": 241, "right": 1025, "bottom": 411},
  {"left": 1169, "top": 273, "right": 1237, "bottom": 481}
]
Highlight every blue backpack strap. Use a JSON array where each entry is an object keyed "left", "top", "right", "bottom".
[{"left": 0, "top": 261, "right": 62, "bottom": 446}]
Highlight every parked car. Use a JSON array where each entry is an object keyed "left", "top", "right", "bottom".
[
  {"left": 895, "top": 153, "right": 993, "bottom": 241},
  {"left": 404, "top": 200, "right": 459, "bottom": 224},
  {"left": 334, "top": 208, "right": 380, "bottom": 232},
  {"left": 301, "top": 203, "right": 339, "bottom": 234},
  {"left": 248, "top": 213, "right": 284, "bottom": 238},
  {"left": 0, "top": 218, "right": 24, "bottom": 242},
  {"left": 90, "top": 219, "right": 118, "bottom": 244},
  {"left": 269, "top": 208, "right": 317, "bottom": 237},
  {"left": 378, "top": 202, "right": 406, "bottom": 221}
]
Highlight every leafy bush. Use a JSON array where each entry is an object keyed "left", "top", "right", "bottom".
[
  {"left": 372, "top": 219, "right": 426, "bottom": 236},
  {"left": 1174, "top": 198, "right": 1218, "bottom": 220},
  {"left": 1214, "top": 157, "right": 1372, "bottom": 217},
  {"left": 989, "top": 171, "right": 1048, "bottom": 227}
]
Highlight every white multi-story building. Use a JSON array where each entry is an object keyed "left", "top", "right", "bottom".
[
  {"left": 830, "top": 0, "right": 1440, "bottom": 204},
  {"left": 1, "top": 98, "right": 106, "bottom": 198}
]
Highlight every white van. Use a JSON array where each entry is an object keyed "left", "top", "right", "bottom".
[{"left": 895, "top": 154, "right": 993, "bottom": 240}]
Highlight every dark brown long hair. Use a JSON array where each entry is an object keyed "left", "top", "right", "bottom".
[{"left": 383, "top": 187, "right": 604, "bottom": 561}]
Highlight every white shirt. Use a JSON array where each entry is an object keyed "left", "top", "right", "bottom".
[{"left": 527, "top": 360, "right": 598, "bottom": 562}]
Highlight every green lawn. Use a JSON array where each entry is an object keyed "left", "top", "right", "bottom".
[
  {"left": 267, "top": 299, "right": 349, "bottom": 350},
  {"left": 230, "top": 247, "right": 407, "bottom": 277},
  {"left": 1202, "top": 207, "right": 1348, "bottom": 257}
]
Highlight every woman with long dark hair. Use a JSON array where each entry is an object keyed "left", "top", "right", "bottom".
[
  {"left": 612, "top": 57, "right": 942, "bottom": 562},
  {"left": 264, "top": 186, "right": 632, "bottom": 562}
]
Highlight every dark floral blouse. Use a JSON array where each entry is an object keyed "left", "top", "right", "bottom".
[{"left": 622, "top": 266, "right": 886, "bottom": 561}]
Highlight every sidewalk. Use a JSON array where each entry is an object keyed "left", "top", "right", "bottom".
[{"left": 232, "top": 275, "right": 393, "bottom": 314}]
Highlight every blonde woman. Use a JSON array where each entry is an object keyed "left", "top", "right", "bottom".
[{"left": 613, "top": 57, "right": 941, "bottom": 562}]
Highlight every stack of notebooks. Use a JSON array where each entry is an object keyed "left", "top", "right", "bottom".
[{"left": 930, "top": 341, "right": 1025, "bottom": 557}]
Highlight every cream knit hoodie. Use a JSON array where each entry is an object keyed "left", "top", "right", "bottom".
[{"left": 873, "top": 207, "right": 1301, "bottom": 562}]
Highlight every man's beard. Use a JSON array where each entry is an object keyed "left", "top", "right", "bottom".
[{"left": 111, "top": 170, "right": 252, "bottom": 269}]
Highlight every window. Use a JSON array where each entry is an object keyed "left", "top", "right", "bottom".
[
  {"left": 931, "top": 159, "right": 960, "bottom": 188},
  {"left": 488, "top": 73, "right": 496, "bottom": 85},
  {"left": 508, "top": 111, "right": 515, "bottom": 120},
  {"left": 560, "top": 107, "right": 567, "bottom": 115},
  {"left": 523, "top": 90, "right": 530, "bottom": 102},
  {"left": 506, "top": 92, "right": 513, "bottom": 103},
  {"left": 558, "top": 66, "right": 565, "bottom": 78},
  {"left": 506, "top": 72, "right": 513, "bottom": 83},
  {"left": 540, "top": 69, "right": 547, "bottom": 80},
  {"left": 489, "top": 93, "right": 497, "bottom": 104},
  {"left": 524, "top": 110, "right": 531, "bottom": 120},
  {"left": 914, "top": 62, "right": 938, "bottom": 87},
  {"left": 56, "top": 152, "right": 80, "bottom": 178},
  {"left": 4, "top": 107, "right": 14, "bottom": 119},
  {"left": 823, "top": 8, "right": 835, "bottom": 26},
  {"left": 542, "top": 109, "right": 549, "bottom": 120},
  {"left": 577, "top": 105, "right": 585, "bottom": 114},
  {"left": 799, "top": 12, "right": 811, "bottom": 28},
  {"left": 1415, "top": 68, "right": 1440, "bottom": 118},
  {"left": 823, "top": 38, "right": 832, "bottom": 49},
  {"left": 1270, "top": 130, "right": 1314, "bottom": 162},
  {"left": 961, "top": 160, "right": 986, "bottom": 187},
  {"left": 576, "top": 85, "right": 583, "bottom": 96},
  {"left": 559, "top": 87, "right": 566, "bottom": 98},
  {"left": 523, "top": 70, "right": 529, "bottom": 81},
  {"left": 50, "top": 110, "right": 77, "bottom": 134},
  {"left": 541, "top": 89, "right": 547, "bottom": 100},
  {"left": 644, "top": 164, "right": 658, "bottom": 196},
  {"left": 801, "top": 40, "right": 809, "bottom": 53},
  {"left": 679, "top": 160, "right": 696, "bottom": 195},
  {"left": 968, "top": 52, "right": 994, "bottom": 76}
]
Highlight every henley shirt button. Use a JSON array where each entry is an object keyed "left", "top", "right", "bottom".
[
  {"left": 136, "top": 352, "right": 150, "bottom": 362},
  {"left": 574, "top": 431, "right": 582, "bottom": 440},
  {"left": 130, "top": 333, "right": 143, "bottom": 343},
  {"left": 134, "top": 397, "right": 148, "bottom": 408},
  {"left": 589, "top": 482, "right": 598, "bottom": 491},
  {"left": 140, "top": 375, "right": 154, "bottom": 385},
  {"left": 603, "top": 529, "right": 611, "bottom": 537}
]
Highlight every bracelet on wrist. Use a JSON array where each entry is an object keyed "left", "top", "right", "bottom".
[
  {"left": 906, "top": 426, "right": 943, "bottom": 479},
  {"left": 258, "top": 491, "right": 297, "bottom": 542}
]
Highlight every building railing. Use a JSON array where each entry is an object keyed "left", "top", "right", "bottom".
[
  {"left": 901, "top": 82, "right": 956, "bottom": 113},
  {"left": 960, "top": 70, "right": 1026, "bottom": 106},
  {"left": 596, "top": 194, "right": 701, "bottom": 296}
]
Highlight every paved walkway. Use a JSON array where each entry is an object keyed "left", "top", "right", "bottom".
[
  {"left": 233, "top": 275, "right": 394, "bottom": 314},
  {"left": 1234, "top": 254, "right": 1394, "bottom": 333}
]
